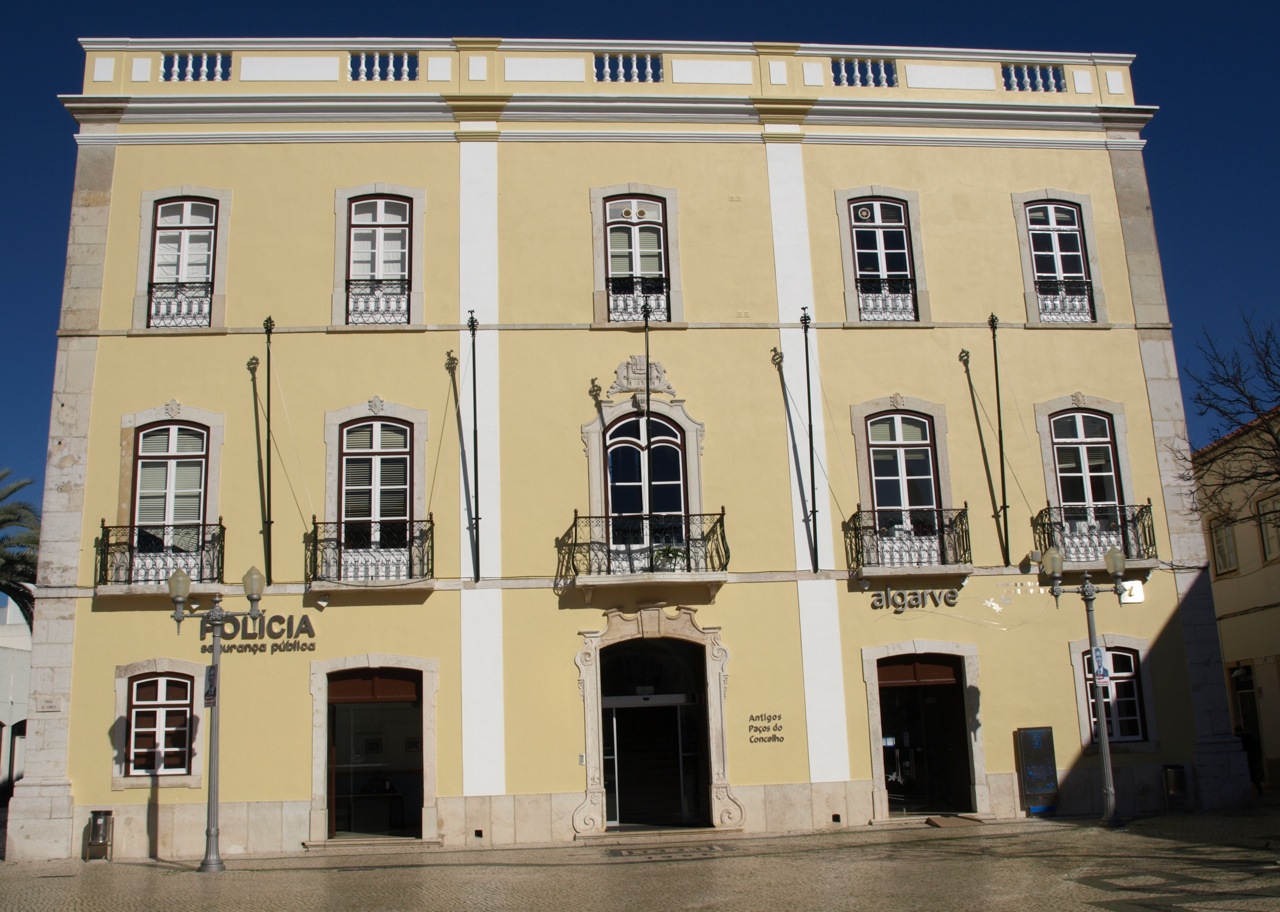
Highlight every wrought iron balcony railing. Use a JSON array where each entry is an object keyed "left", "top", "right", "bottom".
[
  {"left": 1031, "top": 501, "right": 1157, "bottom": 563},
  {"left": 856, "top": 276, "right": 917, "bottom": 321},
  {"left": 843, "top": 506, "right": 971, "bottom": 571},
  {"left": 347, "top": 278, "right": 410, "bottom": 324},
  {"left": 1035, "top": 279, "right": 1094, "bottom": 323},
  {"left": 97, "top": 520, "right": 225, "bottom": 585},
  {"left": 148, "top": 282, "right": 213, "bottom": 328},
  {"left": 308, "top": 516, "right": 434, "bottom": 583},
  {"left": 607, "top": 275, "right": 670, "bottom": 323},
  {"left": 557, "top": 510, "right": 729, "bottom": 577}
]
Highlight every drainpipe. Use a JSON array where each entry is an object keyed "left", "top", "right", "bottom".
[{"left": 468, "top": 311, "right": 480, "bottom": 583}]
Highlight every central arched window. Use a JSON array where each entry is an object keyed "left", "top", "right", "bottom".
[
  {"left": 606, "top": 413, "right": 686, "bottom": 544},
  {"left": 605, "top": 196, "right": 669, "bottom": 322},
  {"left": 341, "top": 419, "right": 411, "bottom": 552}
]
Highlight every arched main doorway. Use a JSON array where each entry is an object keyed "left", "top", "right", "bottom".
[
  {"left": 572, "top": 606, "right": 743, "bottom": 834},
  {"left": 601, "top": 637, "right": 710, "bottom": 826}
]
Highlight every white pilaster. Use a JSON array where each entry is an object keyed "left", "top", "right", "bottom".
[
  {"left": 458, "top": 138, "right": 505, "bottom": 797},
  {"left": 766, "top": 141, "right": 850, "bottom": 783}
]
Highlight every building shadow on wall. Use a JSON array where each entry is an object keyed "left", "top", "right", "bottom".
[{"left": 1019, "top": 570, "right": 1249, "bottom": 829}]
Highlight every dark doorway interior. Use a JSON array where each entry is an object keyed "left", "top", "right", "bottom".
[
  {"left": 878, "top": 653, "right": 973, "bottom": 815},
  {"left": 601, "top": 638, "right": 710, "bottom": 827},
  {"left": 328, "top": 668, "right": 423, "bottom": 838}
]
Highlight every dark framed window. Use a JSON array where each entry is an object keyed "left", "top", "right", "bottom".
[
  {"left": 1051, "top": 411, "right": 1120, "bottom": 513},
  {"left": 133, "top": 423, "right": 208, "bottom": 554},
  {"left": 850, "top": 198, "right": 917, "bottom": 321},
  {"left": 340, "top": 419, "right": 411, "bottom": 550},
  {"left": 1211, "top": 521, "right": 1238, "bottom": 575},
  {"left": 1259, "top": 494, "right": 1280, "bottom": 562},
  {"left": 604, "top": 195, "right": 670, "bottom": 322},
  {"left": 1084, "top": 648, "right": 1145, "bottom": 742},
  {"left": 1026, "top": 201, "right": 1093, "bottom": 322},
  {"left": 867, "top": 412, "right": 938, "bottom": 532},
  {"left": 347, "top": 196, "right": 411, "bottom": 325},
  {"left": 127, "top": 673, "right": 194, "bottom": 775},
  {"left": 149, "top": 198, "right": 217, "bottom": 328},
  {"left": 605, "top": 413, "right": 686, "bottom": 544}
]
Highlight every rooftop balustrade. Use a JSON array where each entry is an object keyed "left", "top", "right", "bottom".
[{"left": 75, "top": 38, "right": 1135, "bottom": 112}]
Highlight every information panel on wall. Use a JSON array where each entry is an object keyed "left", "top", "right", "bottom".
[{"left": 1015, "top": 726, "right": 1058, "bottom": 815}]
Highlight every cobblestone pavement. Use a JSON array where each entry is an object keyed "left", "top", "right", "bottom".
[{"left": 3, "top": 810, "right": 1280, "bottom": 912}]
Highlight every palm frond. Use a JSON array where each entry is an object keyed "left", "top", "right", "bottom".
[{"left": 0, "top": 467, "right": 41, "bottom": 631}]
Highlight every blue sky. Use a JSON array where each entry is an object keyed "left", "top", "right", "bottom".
[{"left": 2, "top": 1, "right": 1275, "bottom": 501}]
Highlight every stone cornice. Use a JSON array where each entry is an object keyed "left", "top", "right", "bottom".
[
  {"left": 71, "top": 128, "right": 1146, "bottom": 151},
  {"left": 804, "top": 97, "right": 1157, "bottom": 132},
  {"left": 61, "top": 91, "right": 1157, "bottom": 133}
]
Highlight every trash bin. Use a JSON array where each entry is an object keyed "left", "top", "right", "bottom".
[
  {"left": 1163, "top": 764, "right": 1188, "bottom": 810},
  {"left": 85, "top": 810, "right": 114, "bottom": 861}
]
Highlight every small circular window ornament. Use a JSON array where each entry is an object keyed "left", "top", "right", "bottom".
[
  {"left": 857, "top": 207, "right": 872, "bottom": 220},
  {"left": 636, "top": 209, "right": 647, "bottom": 218},
  {"left": 622, "top": 208, "right": 633, "bottom": 218}
]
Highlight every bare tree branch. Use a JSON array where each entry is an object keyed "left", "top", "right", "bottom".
[{"left": 1186, "top": 316, "right": 1280, "bottom": 516}]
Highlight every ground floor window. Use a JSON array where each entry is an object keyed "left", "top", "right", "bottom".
[
  {"left": 1068, "top": 634, "right": 1156, "bottom": 750},
  {"left": 1084, "top": 648, "right": 1145, "bottom": 743},
  {"left": 127, "top": 673, "right": 193, "bottom": 776}
]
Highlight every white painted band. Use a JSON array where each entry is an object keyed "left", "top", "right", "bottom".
[{"left": 797, "top": 579, "right": 851, "bottom": 782}]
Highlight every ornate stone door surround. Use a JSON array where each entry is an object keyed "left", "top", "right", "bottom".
[{"left": 572, "top": 604, "right": 743, "bottom": 833}]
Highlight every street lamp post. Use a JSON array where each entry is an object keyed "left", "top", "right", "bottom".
[
  {"left": 1043, "top": 545, "right": 1127, "bottom": 825},
  {"left": 167, "top": 566, "right": 266, "bottom": 872}
]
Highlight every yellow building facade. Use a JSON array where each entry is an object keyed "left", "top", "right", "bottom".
[{"left": 9, "top": 37, "right": 1251, "bottom": 860}]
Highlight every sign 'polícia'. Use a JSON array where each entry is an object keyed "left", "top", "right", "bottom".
[{"left": 199, "top": 614, "right": 317, "bottom": 655}]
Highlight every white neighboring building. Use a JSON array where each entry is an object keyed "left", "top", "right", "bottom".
[{"left": 0, "top": 594, "right": 31, "bottom": 802}]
